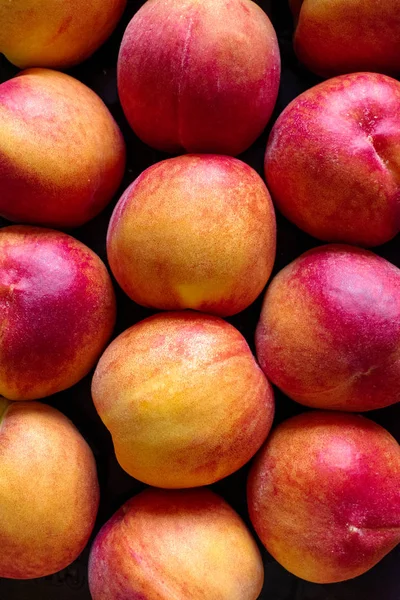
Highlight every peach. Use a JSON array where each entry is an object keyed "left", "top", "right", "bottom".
[
  {"left": 0, "top": 68, "right": 126, "bottom": 228},
  {"left": 92, "top": 311, "right": 274, "bottom": 488},
  {"left": 255, "top": 244, "right": 400, "bottom": 412},
  {"left": 265, "top": 72, "right": 400, "bottom": 247},
  {"left": 0, "top": 0, "right": 126, "bottom": 69},
  {"left": 117, "top": 0, "right": 280, "bottom": 155},
  {"left": 89, "top": 487, "right": 264, "bottom": 600},
  {"left": 0, "top": 398, "right": 99, "bottom": 579},
  {"left": 248, "top": 411, "right": 400, "bottom": 583},
  {"left": 0, "top": 225, "right": 116, "bottom": 401},
  {"left": 291, "top": 0, "right": 400, "bottom": 77},
  {"left": 107, "top": 155, "right": 276, "bottom": 317}
]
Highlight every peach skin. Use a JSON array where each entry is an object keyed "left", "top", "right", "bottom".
[
  {"left": 0, "top": 225, "right": 116, "bottom": 401},
  {"left": 92, "top": 311, "right": 274, "bottom": 488},
  {"left": 118, "top": 0, "right": 280, "bottom": 155},
  {"left": 0, "top": 0, "right": 126, "bottom": 69},
  {"left": 248, "top": 411, "right": 400, "bottom": 583},
  {"left": 107, "top": 154, "right": 276, "bottom": 317},
  {"left": 255, "top": 244, "right": 400, "bottom": 412},
  {"left": 0, "top": 68, "right": 126, "bottom": 228},
  {"left": 265, "top": 72, "right": 400, "bottom": 247},
  {"left": 89, "top": 488, "right": 264, "bottom": 600},
  {"left": 0, "top": 398, "right": 99, "bottom": 579},
  {"left": 291, "top": 0, "right": 400, "bottom": 77}
]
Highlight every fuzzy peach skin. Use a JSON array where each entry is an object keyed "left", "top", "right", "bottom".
[
  {"left": 0, "top": 225, "right": 116, "bottom": 401},
  {"left": 290, "top": 0, "right": 400, "bottom": 77},
  {"left": 107, "top": 155, "right": 276, "bottom": 317},
  {"left": 0, "top": 398, "right": 99, "bottom": 579},
  {"left": 117, "top": 0, "right": 280, "bottom": 155},
  {"left": 248, "top": 411, "right": 400, "bottom": 583},
  {"left": 255, "top": 244, "right": 400, "bottom": 412},
  {"left": 0, "top": 68, "right": 126, "bottom": 228},
  {"left": 89, "top": 488, "right": 263, "bottom": 600},
  {"left": 265, "top": 72, "right": 400, "bottom": 247},
  {"left": 0, "top": 0, "right": 126, "bottom": 69},
  {"left": 92, "top": 311, "right": 274, "bottom": 488}
]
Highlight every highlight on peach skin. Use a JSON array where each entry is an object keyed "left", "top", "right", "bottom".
[
  {"left": 248, "top": 411, "right": 400, "bottom": 584},
  {"left": 89, "top": 487, "right": 264, "bottom": 600},
  {"left": 0, "top": 0, "right": 126, "bottom": 69},
  {"left": 0, "top": 68, "right": 126, "bottom": 228},
  {"left": 92, "top": 311, "right": 274, "bottom": 488},
  {"left": 0, "top": 398, "right": 99, "bottom": 579},
  {"left": 256, "top": 244, "right": 400, "bottom": 412},
  {"left": 117, "top": 0, "right": 280, "bottom": 155},
  {"left": 291, "top": 0, "right": 400, "bottom": 77},
  {"left": 0, "top": 225, "right": 116, "bottom": 401},
  {"left": 107, "top": 154, "right": 276, "bottom": 317},
  {"left": 265, "top": 72, "right": 400, "bottom": 247}
]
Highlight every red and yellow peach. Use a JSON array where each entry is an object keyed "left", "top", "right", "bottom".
[
  {"left": 256, "top": 244, "right": 400, "bottom": 412},
  {"left": 291, "top": 0, "right": 400, "bottom": 77},
  {"left": 0, "top": 225, "right": 116, "bottom": 401},
  {"left": 89, "top": 488, "right": 264, "bottom": 600},
  {"left": 92, "top": 311, "right": 274, "bottom": 488},
  {"left": 248, "top": 411, "right": 400, "bottom": 583},
  {"left": 0, "top": 68, "right": 126, "bottom": 228},
  {"left": 0, "top": 0, "right": 126, "bottom": 69},
  {"left": 118, "top": 0, "right": 280, "bottom": 155},
  {"left": 107, "top": 154, "right": 276, "bottom": 317},
  {"left": 265, "top": 72, "right": 400, "bottom": 247},
  {"left": 0, "top": 398, "right": 99, "bottom": 579}
]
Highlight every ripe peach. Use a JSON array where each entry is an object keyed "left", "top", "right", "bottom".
[
  {"left": 256, "top": 244, "right": 400, "bottom": 412},
  {"left": 0, "top": 0, "right": 126, "bottom": 69},
  {"left": 0, "top": 68, "right": 126, "bottom": 228},
  {"left": 291, "top": 0, "right": 400, "bottom": 77},
  {"left": 92, "top": 311, "right": 274, "bottom": 488},
  {"left": 0, "top": 398, "right": 99, "bottom": 579},
  {"left": 265, "top": 72, "right": 400, "bottom": 247},
  {"left": 89, "top": 488, "right": 264, "bottom": 600},
  {"left": 107, "top": 154, "right": 276, "bottom": 317},
  {"left": 0, "top": 225, "right": 116, "bottom": 401},
  {"left": 248, "top": 411, "right": 400, "bottom": 583},
  {"left": 118, "top": 0, "right": 280, "bottom": 155}
]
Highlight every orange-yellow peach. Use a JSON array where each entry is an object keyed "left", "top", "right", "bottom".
[
  {"left": 0, "top": 0, "right": 126, "bottom": 69},
  {"left": 248, "top": 411, "right": 400, "bottom": 583},
  {"left": 0, "top": 68, "right": 126, "bottom": 228},
  {"left": 107, "top": 155, "right": 276, "bottom": 317},
  {"left": 0, "top": 398, "right": 99, "bottom": 579},
  {"left": 92, "top": 311, "right": 274, "bottom": 488},
  {"left": 0, "top": 225, "right": 116, "bottom": 401},
  {"left": 256, "top": 244, "right": 400, "bottom": 412},
  {"left": 265, "top": 72, "right": 400, "bottom": 247},
  {"left": 291, "top": 0, "right": 400, "bottom": 77},
  {"left": 118, "top": 0, "right": 280, "bottom": 155},
  {"left": 89, "top": 488, "right": 264, "bottom": 600}
]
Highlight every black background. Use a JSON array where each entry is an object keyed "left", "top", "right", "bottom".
[{"left": 0, "top": 1, "right": 399, "bottom": 599}]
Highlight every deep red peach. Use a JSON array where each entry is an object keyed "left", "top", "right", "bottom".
[{"left": 118, "top": 0, "right": 280, "bottom": 155}]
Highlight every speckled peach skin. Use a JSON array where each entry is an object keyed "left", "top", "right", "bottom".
[
  {"left": 291, "top": 0, "right": 400, "bottom": 77},
  {"left": 0, "top": 0, "right": 126, "bottom": 69},
  {"left": 92, "top": 311, "right": 274, "bottom": 488},
  {"left": 0, "top": 69, "right": 126, "bottom": 228},
  {"left": 0, "top": 225, "right": 116, "bottom": 401},
  {"left": 248, "top": 411, "right": 400, "bottom": 583},
  {"left": 265, "top": 72, "right": 400, "bottom": 247},
  {"left": 89, "top": 488, "right": 264, "bottom": 600},
  {"left": 0, "top": 399, "right": 99, "bottom": 579},
  {"left": 107, "top": 155, "right": 276, "bottom": 317},
  {"left": 117, "top": 0, "right": 280, "bottom": 155},
  {"left": 255, "top": 244, "right": 400, "bottom": 412}
]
